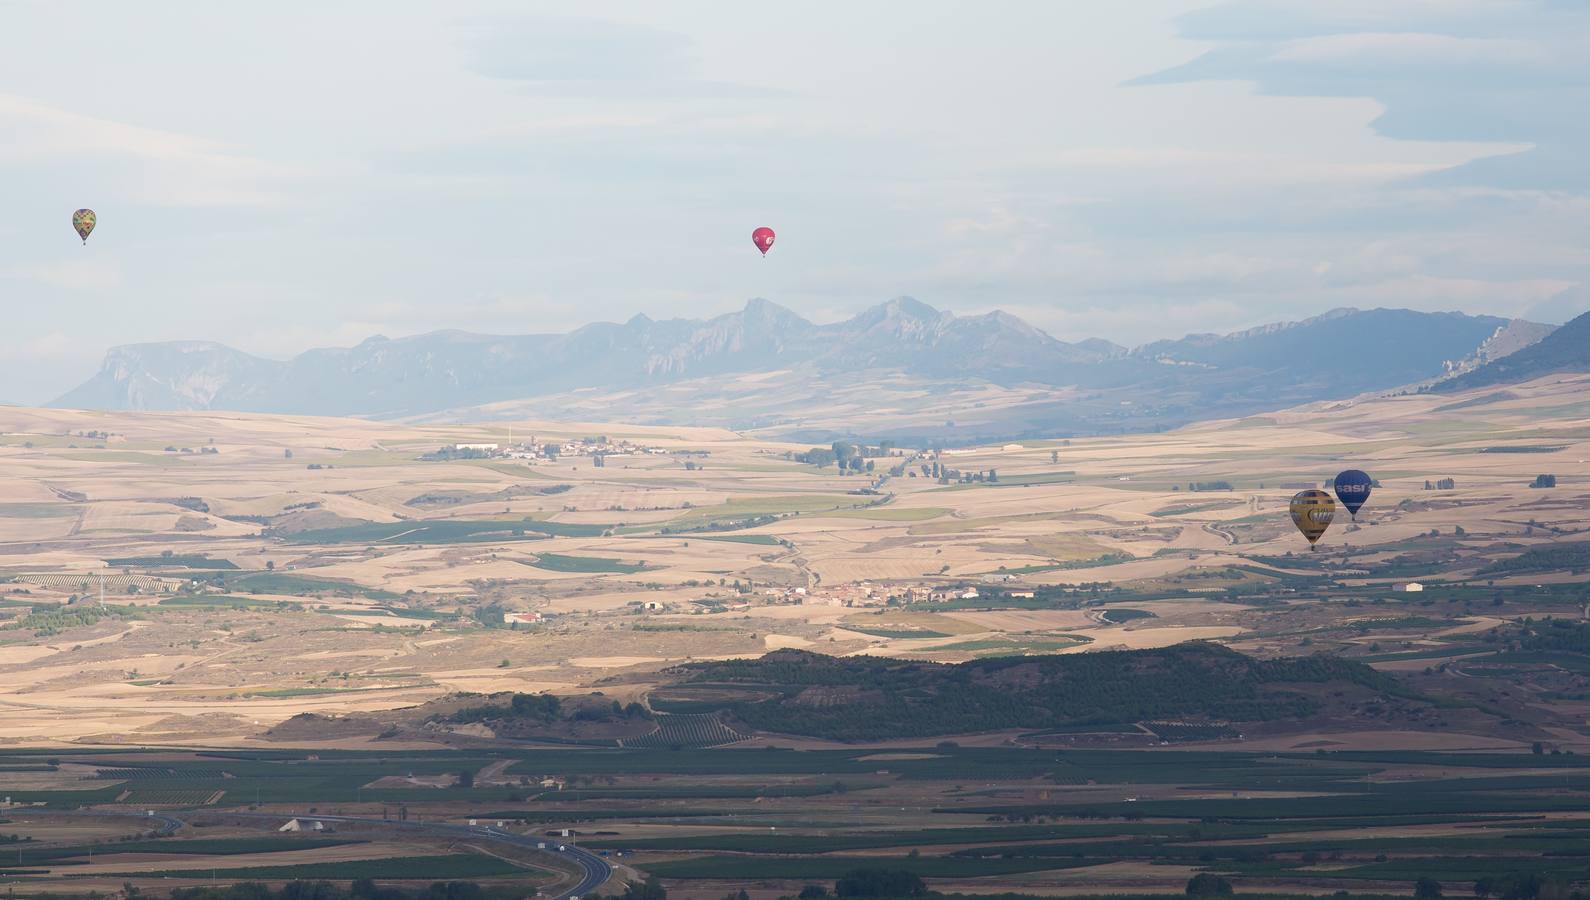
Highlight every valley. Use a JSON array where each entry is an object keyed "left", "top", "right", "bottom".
[{"left": 3, "top": 371, "right": 1590, "bottom": 898}]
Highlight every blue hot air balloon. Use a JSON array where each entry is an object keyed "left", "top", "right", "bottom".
[{"left": 1333, "top": 469, "right": 1373, "bottom": 520}]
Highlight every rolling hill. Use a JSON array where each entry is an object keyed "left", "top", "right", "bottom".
[{"left": 656, "top": 645, "right": 1401, "bottom": 742}]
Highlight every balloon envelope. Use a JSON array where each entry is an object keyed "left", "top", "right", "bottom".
[
  {"left": 751, "top": 226, "right": 775, "bottom": 256},
  {"left": 1333, "top": 469, "right": 1373, "bottom": 519},
  {"left": 73, "top": 209, "right": 96, "bottom": 244},
  {"left": 1289, "top": 489, "right": 1335, "bottom": 549}
]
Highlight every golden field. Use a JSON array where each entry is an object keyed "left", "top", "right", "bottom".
[{"left": 1, "top": 373, "right": 1587, "bottom": 747}]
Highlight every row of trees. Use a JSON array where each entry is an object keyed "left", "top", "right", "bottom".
[
  {"left": 790, "top": 441, "right": 899, "bottom": 469},
  {"left": 594, "top": 869, "right": 925, "bottom": 900},
  {"left": 167, "top": 881, "right": 494, "bottom": 900},
  {"left": 916, "top": 462, "right": 998, "bottom": 484},
  {"left": 443, "top": 691, "right": 650, "bottom": 727}
]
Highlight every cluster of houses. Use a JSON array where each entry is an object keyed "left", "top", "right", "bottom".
[
  {"left": 627, "top": 581, "right": 1012, "bottom": 615},
  {"left": 445, "top": 436, "right": 673, "bottom": 462}
]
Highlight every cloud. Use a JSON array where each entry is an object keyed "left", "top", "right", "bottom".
[
  {"left": 0, "top": 93, "right": 303, "bottom": 207},
  {"left": 1524, "top": 284, "right": 1590, "bottom": 324},
  {"left": 1136, "top": 0, "right": 1590, "bottom": 190},
  {"left": 9, "top": 331, "right": 96, "bottom": 363},
  {"left": 5, "top": 258, "right": 122, "bottom": 291},
  {"left": 460, "top": 16, "right": 783, "bottom": 100}
]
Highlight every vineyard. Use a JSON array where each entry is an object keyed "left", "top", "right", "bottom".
[
  {"left": 95, "top": 766, "right": 222, "bottom": 780},
  {"left": 16, "top": 573, "right": 180, "bottom": 593},
  {"left": 620, "top": 714, "right": 746, "bottom": 749},
  {"left": 1142, "top": 721, "right": 1240, "bottom": 742},
  {"left": 115, "top": 788, "right": 223, "bottom": 806}
]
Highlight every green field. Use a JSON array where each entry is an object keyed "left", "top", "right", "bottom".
[
  {"left": 983, "top": 470, "right": 1076, "bottom": 486},
  {"left": 109, "top": 554, "right": 239, "bottom": 569},
  {"left": 120, "top": 854, "right": 534, "bottom": 880},
  {"left": 847, "top": 627, "right": 953, "bottom": 639},
  {"left": 1098, "top": 608, "right": 1156, "bottom": 624},
  {"left": 228, "top": 572, "right": 400, "bottom": 597},
  {"left": 642, "top": 855, "right": 1094, "bottom": 879},
  {"left": 159, "top": 595, "right": 285, "bottom": 609},
  {"left": 283, "top": 518, "right": 609, "bottom": 544},
  {"left": 930, "top": 636, "right": 1091, "bottom": 655},
  {"left": 663, "top": 494, "right": 865, "bottom": 530},
  {"left": 0, "top": 503, "right": 81, "bottom": 518},
  {"left": 681, "top": 534, "right": 784, "bottom": 545},
  {"left": 55, "top": 450, "right": 189, "bottom": 467},
  {"left": 522, "top": 553, "right": 649, "bottom": 574},
  {"left": 819, "top": 506, "right": 949, "bottom": 521}
]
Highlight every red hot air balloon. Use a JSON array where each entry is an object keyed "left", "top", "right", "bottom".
[{"left": 751, "top": 226, "right": 775, "bottom": 256}]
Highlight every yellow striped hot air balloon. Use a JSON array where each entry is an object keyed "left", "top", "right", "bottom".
[
  {"left": 1289, "top": 489, "right": 1335, "bottom": 550},
  {"left": 73, "top": 209, "right": 97, "bottom": 245}
]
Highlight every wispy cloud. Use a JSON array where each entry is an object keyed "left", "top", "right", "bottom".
[
  {"left": 460, "top": 16, "right": 785, "bottom": 100},
  {"left": 0, "top": 93, "right": 303, "bottom": 207}
]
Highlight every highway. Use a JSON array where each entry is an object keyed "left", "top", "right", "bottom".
[{"left": 28, "top": 808, "right": 612, "bottom": 900}]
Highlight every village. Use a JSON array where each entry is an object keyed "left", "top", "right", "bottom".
[{"left": 427, "top": 436, "right": 677, "bottom": 464}]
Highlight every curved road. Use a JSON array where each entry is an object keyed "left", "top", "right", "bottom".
[{"left": 34, "top": 808, "right": 611, "bottom": 900}]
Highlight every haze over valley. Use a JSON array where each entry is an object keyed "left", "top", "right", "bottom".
[
  {"left": 55, "top": 300, "right": 1566, "bottom": 443},
  {"left": 7, "top": 2, "right": 1590, "bottom": 898}
]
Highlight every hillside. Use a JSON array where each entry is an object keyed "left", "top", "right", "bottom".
[
  {"left": 54, "top": 301, "right": 1532, "bottom": 438},
  {"left": 655, "top": 645, "right": 1402, "bottom": 742},
  {"left": 1435, "top": 309, "right": 1590, "bottom": 392}
]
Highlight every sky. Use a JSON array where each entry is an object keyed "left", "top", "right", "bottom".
[{"left": 3, "top": 0, "right": 1589, "bottom": 404}]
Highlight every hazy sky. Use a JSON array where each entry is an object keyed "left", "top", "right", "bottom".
[{"left": 3, "top": 0, "right": 1588, "bottom": 403}]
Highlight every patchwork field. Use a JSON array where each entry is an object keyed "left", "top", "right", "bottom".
[
  {"left": 1, "top": 376, "right": 1589, "bottom": 898},
  {"left": 0, "top": 374, "right": 1585, "bottom": 753}
]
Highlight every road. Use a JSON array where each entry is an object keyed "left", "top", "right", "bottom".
[{"left": 31, "top": 808, "right": 611, "bottom": 900}]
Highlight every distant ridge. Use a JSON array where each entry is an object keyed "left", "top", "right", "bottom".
[
  {"left": 1435, "top": 309, "right": 1590, "bottom": 392},
  {"left": 54, "top": 299, "right": 1542, "bottom": 437}
]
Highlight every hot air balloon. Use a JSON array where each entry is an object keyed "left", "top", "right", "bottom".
[
  {"left": 1333, "top": 469, "right": 1373, "bottom": 521},
  {"left": 751, "top": 226, "right": 775, "bottom": 256},
  {"left": 1289, "top": 489, "right": 1335, "bottom": 550},
  {"left": 72, "top": 209, "right": 96, "bottom": 245}
]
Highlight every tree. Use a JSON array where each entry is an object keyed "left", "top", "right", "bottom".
[
  {"left": 265, "top": 560, "right": 276, "bottom": 571},
  {"left": 1051, "top": 450, "right": 1059, "bottom": 463},
  {"left": 1185, "top": 873, "right": 1232, "bottom": 896},
  {"left": 283, "top": 448, "right": 293, "bottom": 459},
  {"left": 456, "top": 768, "right": 474, "bottom": 789},
  {"left": 798, "top": 887, "right": 829, "bottom": 899},
  {"left": 620, "top": 875, "right": 667, "bottom": 900},
  {"left": 1414, "top": 876, "right": 1443, "bottom": 899},
  {"left": 1531, "top": 474, "right": 1557, "bottom": 488},
  {"left": 835, "top": 868, "right": 926, "bottom": 898},
  {"left": 1533, "top": 741, "right": 1546, "bottom": 755}
]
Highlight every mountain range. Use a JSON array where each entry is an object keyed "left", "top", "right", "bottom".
[
  {"left": 1434, "top": 309, "right": 1590, "bottom": 393},
  {"left": 54, "top": 299, "right": 1560, "bottom": 440}
]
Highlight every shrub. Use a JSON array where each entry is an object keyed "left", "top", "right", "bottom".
[{"left": 1186, "top": 873, "right": 1232, "bottom": 896}]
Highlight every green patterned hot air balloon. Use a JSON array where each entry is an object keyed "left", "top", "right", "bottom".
[{"left": 73, "top": 209, "right": 96, "bottom": 244}]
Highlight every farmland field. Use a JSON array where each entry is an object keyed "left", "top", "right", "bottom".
[{"left": 0, "top": 378, "right": 1589, "bottom": 896}]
